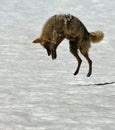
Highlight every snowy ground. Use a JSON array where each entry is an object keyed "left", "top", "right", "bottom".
[{"left": 0, "top": 0, "right": 115, "bottom": 130}]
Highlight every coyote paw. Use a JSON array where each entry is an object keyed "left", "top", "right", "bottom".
[
  {"left": 87, "top": 72, "right": 92, "bottom": 77},
  {"left": 74, "top": 70, "right": 79, "bottom": 75}
]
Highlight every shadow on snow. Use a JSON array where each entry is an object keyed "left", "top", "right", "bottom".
[
  {"left": 95, "top": 82, "right": 115, "bottom": 86},
  {"left": 76, "top": 82, "right": 115, "bottom": 86}
]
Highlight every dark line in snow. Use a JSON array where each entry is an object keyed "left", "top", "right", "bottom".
[
  {"left": 95, "top": 82, "right": 115, "bottom": 86},
  {"left": 76, "top": 82, "right": 115, "bottom": 86}
]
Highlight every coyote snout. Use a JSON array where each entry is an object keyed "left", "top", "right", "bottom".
[{"left": 33, "top": 14, "right": 104, "bottom": 77}]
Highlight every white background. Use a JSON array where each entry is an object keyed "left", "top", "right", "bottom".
[{"left": 0, "top": 0, "right": 115, "bottom": 129}]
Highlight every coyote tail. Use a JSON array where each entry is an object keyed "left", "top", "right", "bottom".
[{"left": 89, "top": 31, "right": 104, "bottom": 43}]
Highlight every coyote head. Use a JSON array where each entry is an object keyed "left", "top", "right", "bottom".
[{"left": 33, "top": 36, "right": 51, "bottom": 56}]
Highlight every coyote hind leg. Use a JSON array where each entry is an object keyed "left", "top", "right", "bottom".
[
  {"left": 80, "top": 51, "right": 92, "bottom": 77},
  {"left": 69, "top": 40, "right": 82, "bottom": 75}
]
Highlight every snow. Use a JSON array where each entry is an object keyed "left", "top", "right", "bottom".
[{"left": 0, "top": 0, "right": 115, "bottom": 130}]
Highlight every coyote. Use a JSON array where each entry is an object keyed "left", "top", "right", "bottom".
[{"left": 33, "top": 14, "right": 104, "bottom": 77}]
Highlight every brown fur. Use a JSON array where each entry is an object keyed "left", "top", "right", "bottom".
[
  {"left": 33, "top": 36, "right": 49, "bottom": 45},
  {"left": 33, "top": 14, "right": 104, "bottom": 77},
  {"left": 90, "top": 31, "right": 104, "bottom": 43}
]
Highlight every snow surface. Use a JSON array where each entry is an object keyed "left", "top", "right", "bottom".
[{"left": 0, "top": 0, "right": 115, "bottom": 130}]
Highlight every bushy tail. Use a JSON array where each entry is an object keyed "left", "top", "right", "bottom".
[{"left": 89, "top": 31, "right": 104, "bottom": 43}]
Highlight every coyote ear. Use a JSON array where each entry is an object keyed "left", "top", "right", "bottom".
[
  {"left": 33, "top": 36, "right": 49, "bottom": 43},
  {"left": 33, "top": 38, "right": 41, "bottom": 43}
]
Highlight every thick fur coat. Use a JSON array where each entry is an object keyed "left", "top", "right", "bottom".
[{"left": 33, "top": 14, "right": 104, "bottom": 77}]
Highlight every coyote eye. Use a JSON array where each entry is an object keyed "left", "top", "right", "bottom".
[
  {"left": 44, "top": 42, "right": 50, "bottom": 48},
  {"left": 51, "top": 25, "right": 54, "bottom": 28},
  {"left": 71, "top": 26, "right": 74, "bottom": 29}
]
